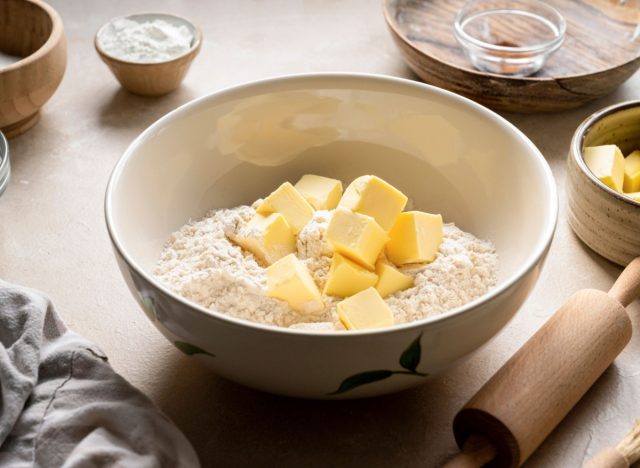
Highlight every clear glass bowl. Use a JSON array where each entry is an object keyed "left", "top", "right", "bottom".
[
  {"left": 0, "top": 131, "right": 9, "bottom": 197},
  {"left": 454, "top": 0, "right": 566, "bottom": 76}
]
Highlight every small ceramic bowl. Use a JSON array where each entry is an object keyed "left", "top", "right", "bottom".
[
  {"left": 0, "top": 0, "right": 67, "bottom": 138},
  {"left": 0, "top": 131, "right": 10, "bottom": 197},
  {"left": 567, "top": 101, "right": 640, "bottom": 267},
  {"left": 95, "top": 13, "right": 202, "bottom": 96},
  {"left": 105, "top": 74, "right": 557, "bottom": 398}
]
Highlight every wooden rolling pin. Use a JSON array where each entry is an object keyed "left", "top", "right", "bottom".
[{"left": 444, "top": 257, "right": 640, "bottom": 467}]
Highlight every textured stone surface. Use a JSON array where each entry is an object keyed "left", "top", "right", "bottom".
[{"left": 0, "top": 1, "right": 638, "bottom": 466}]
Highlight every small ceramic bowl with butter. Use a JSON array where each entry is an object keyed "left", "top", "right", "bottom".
[
  {"left": 95, "top": 13, "right": 202, "bottom": 96},
  {"left": 567, "top": 101, "right": 640, "bottom": 266}
]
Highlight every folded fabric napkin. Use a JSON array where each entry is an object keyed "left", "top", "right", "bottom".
[{"left": 0, "top": 281, "right": 200, "bottom": 467}]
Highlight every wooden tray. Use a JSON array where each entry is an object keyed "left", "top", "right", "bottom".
[{"left": 383, "top": 0, "right": 640, "bottom": 112}]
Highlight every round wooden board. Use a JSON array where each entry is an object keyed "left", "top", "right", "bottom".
[{"left": 383, "top": 0, "right": 640, "bottom": 113}]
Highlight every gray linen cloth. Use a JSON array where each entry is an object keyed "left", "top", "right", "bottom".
[{"left": 0, "top": 280, "right": 200, "bottom": 467}]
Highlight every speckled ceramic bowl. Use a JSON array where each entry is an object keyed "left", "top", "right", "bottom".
[
  {"left": 567, "top": 101, "right": 640, "bottom": 266},
  {"left": 105, "top": 74, "right": 557, "bottom": 398}
]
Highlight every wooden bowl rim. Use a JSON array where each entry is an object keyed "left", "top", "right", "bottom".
[
  {"left": 0, "top": 0, "right": 64, "bottom": 75},
  {"left": 571, "top": 100, "right": 640, "bottom": 208},
  {"left": 94, "top": 12, "right": 203, "bottom": 67},
  {"left": 382, "top": 0, "right": 640, "bottom": 83}
]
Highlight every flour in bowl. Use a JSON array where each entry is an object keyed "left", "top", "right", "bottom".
[
  {"left": 155, "top": 205, "right": 498, "bottom": 330},
  {"left": 99, "top": 18, "right": 193, "bottom": 63}
]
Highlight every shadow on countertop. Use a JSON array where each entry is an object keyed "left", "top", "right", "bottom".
[{"left": 97, "top": 85, "right": 198, "bottom": 131}]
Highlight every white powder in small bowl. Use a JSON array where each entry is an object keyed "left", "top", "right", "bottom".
[
  {"left": 155, "top": 206, "right": 498, "bottom": 331},
  {"left": 98, "top": 17, "right": 194, "bottom": 63}
]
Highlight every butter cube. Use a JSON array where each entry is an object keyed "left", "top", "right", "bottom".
[
  {"left": 294, "top": 174, "right": 343, "bottom": 210},
  {"left": 338, "top": 175, "right": 408, "bottom": 231},
  {"left": 235, "top": 213, "right": 296, "bottom": 265},
  {"left": 257, "top": 182, "right": 315, "bottom": 234},
  {"left": 266, "top": 254, "right": 323, "bottom": 312},
  {"left": 623, "top": 150, "right": 640, "bottom": 193},
  {"left": 375, "top": 261, "right": 414, "bottom": 298},
  {"left": 326, "top": 208, "right": 388, "bottom": 269},
  {"left": 324, "top": 253, "right": 378, "bottom": 297},
  {"left": 583, "top": 145, "right": 625, "bottom": 193},
  {"left": 386, "top": 211, "right": 443, "bottom": 265},
  {"left": 337, "top": 287, "right": 394, "bottom": 330},
  {"left": 625, "top": 192, "right": 640, "bottom": 202}
]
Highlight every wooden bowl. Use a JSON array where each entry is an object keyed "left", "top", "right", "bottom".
[
  {"left": 383, "top": 0, "right": 640, "bottom": 113},
  {"left": 94, "top": 13, "right": 202, "bottom": 97},
  {"left": 0, "top": 0, "right": 67, "bottom": 138},
  {"left": 567, "top": 101, "right": 640, "bottom": 266}
]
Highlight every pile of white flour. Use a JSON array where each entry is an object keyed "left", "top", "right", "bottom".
[
  {"left": 99, "top": 18, "right": 193, "bottom": 63},
  {"left": 155, "top": 206, "right": 498, "bottom": 330}
]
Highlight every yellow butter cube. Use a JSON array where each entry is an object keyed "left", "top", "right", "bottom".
[
  {"left": 624, "top": 191, "right": 640, "bottom": 202},
  {"left": 235, "top": 213, "right": 296, "bottom": 265},
  {"left": 386, "top": 211, "right": 443, "bottom": 266},
  {"left": 583, "top": 145, "right": 625, "bottom": 193},
  {"left": 623, "top": 150, "right": 640, "bottom": 193},
  {"left": 337, "top": 287, "right": 394, "bottom": 330},
  {"left": 266, "top": 254, "right": 323, "bottom": 312},
  {"left": 338, "top": 175, "right": 408, "bottom": 231},
  {"left": 323, "top": 253, "right": 378, "bottom": 297},
  {"left": 375, "top": 261, "right": 414, "bottom": 298},
  {"left": 257, "top": 182, "right": 315, "bottom": 234},
  {"left": 294, "top": 174, "right": 343, "bottom": 210},
  {"left": 326, "top": 208, "right": 388, "bottom": 269}
]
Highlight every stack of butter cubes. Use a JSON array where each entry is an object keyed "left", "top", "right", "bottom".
[
  {"left": 234, "top": 174, "right": 443, "bottom": 331},
  {"left": 583, "top": 145, "right": 640, "bottom": 202}
]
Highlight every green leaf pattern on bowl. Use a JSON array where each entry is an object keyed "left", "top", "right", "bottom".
[
  {"left": 174, "top": 340, "right": 215, "bottom": 357},
  {"left": 329, "top": 333, "right": 427, "bottom": 395}
]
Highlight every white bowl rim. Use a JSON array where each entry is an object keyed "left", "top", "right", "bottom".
[
  {"left": 572, "top": 99, "right": 640, "bottom": 208},
  {"left": 104, "top": 72, "right": 558, "bottom": 338}
]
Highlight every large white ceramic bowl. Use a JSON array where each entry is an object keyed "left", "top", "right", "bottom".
[{"left": 105, "top": 74, "right": 557, "bottom": 399}]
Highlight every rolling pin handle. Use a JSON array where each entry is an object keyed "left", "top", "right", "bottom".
[
  {"left": 608, "top": 257, "right": 640, "bottom": 307},
  {"left": 442, "top": 434, "right": 497, "bottom": 468}
]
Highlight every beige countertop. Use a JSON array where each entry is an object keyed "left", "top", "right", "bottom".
[{"left": 1, "top": 1, "right": 639, "bottom": 466}]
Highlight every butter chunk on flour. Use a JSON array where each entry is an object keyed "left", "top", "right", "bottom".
[
  {"left": 294, "top": 175, "right": 343, "bottom": 210},
  {"left": 234, "top": 213, "right": 296, "bottom": 265},
  {"left": 257, "top": 182, "right": 315, "bottom": 234},
  {"left": 324, "top": 253, "right": 378, "bottom": 297},
  {"left": 326, "top": 208, "right": 387, "bottom": 270},
  {"left": 337, "top": 287, "right": 394, "bottom": 330},
  {"left": 266, "top": 254, "right": 324, "bottom": 313},
  {"left": 386, "top": 211, "right": 443, "bottom": 266},
  {"left": 338, "top": 175, "right": 408, "bottom": 231},
  {"left": 375, "top": 261, "right": 414, "bottom": 298}
]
